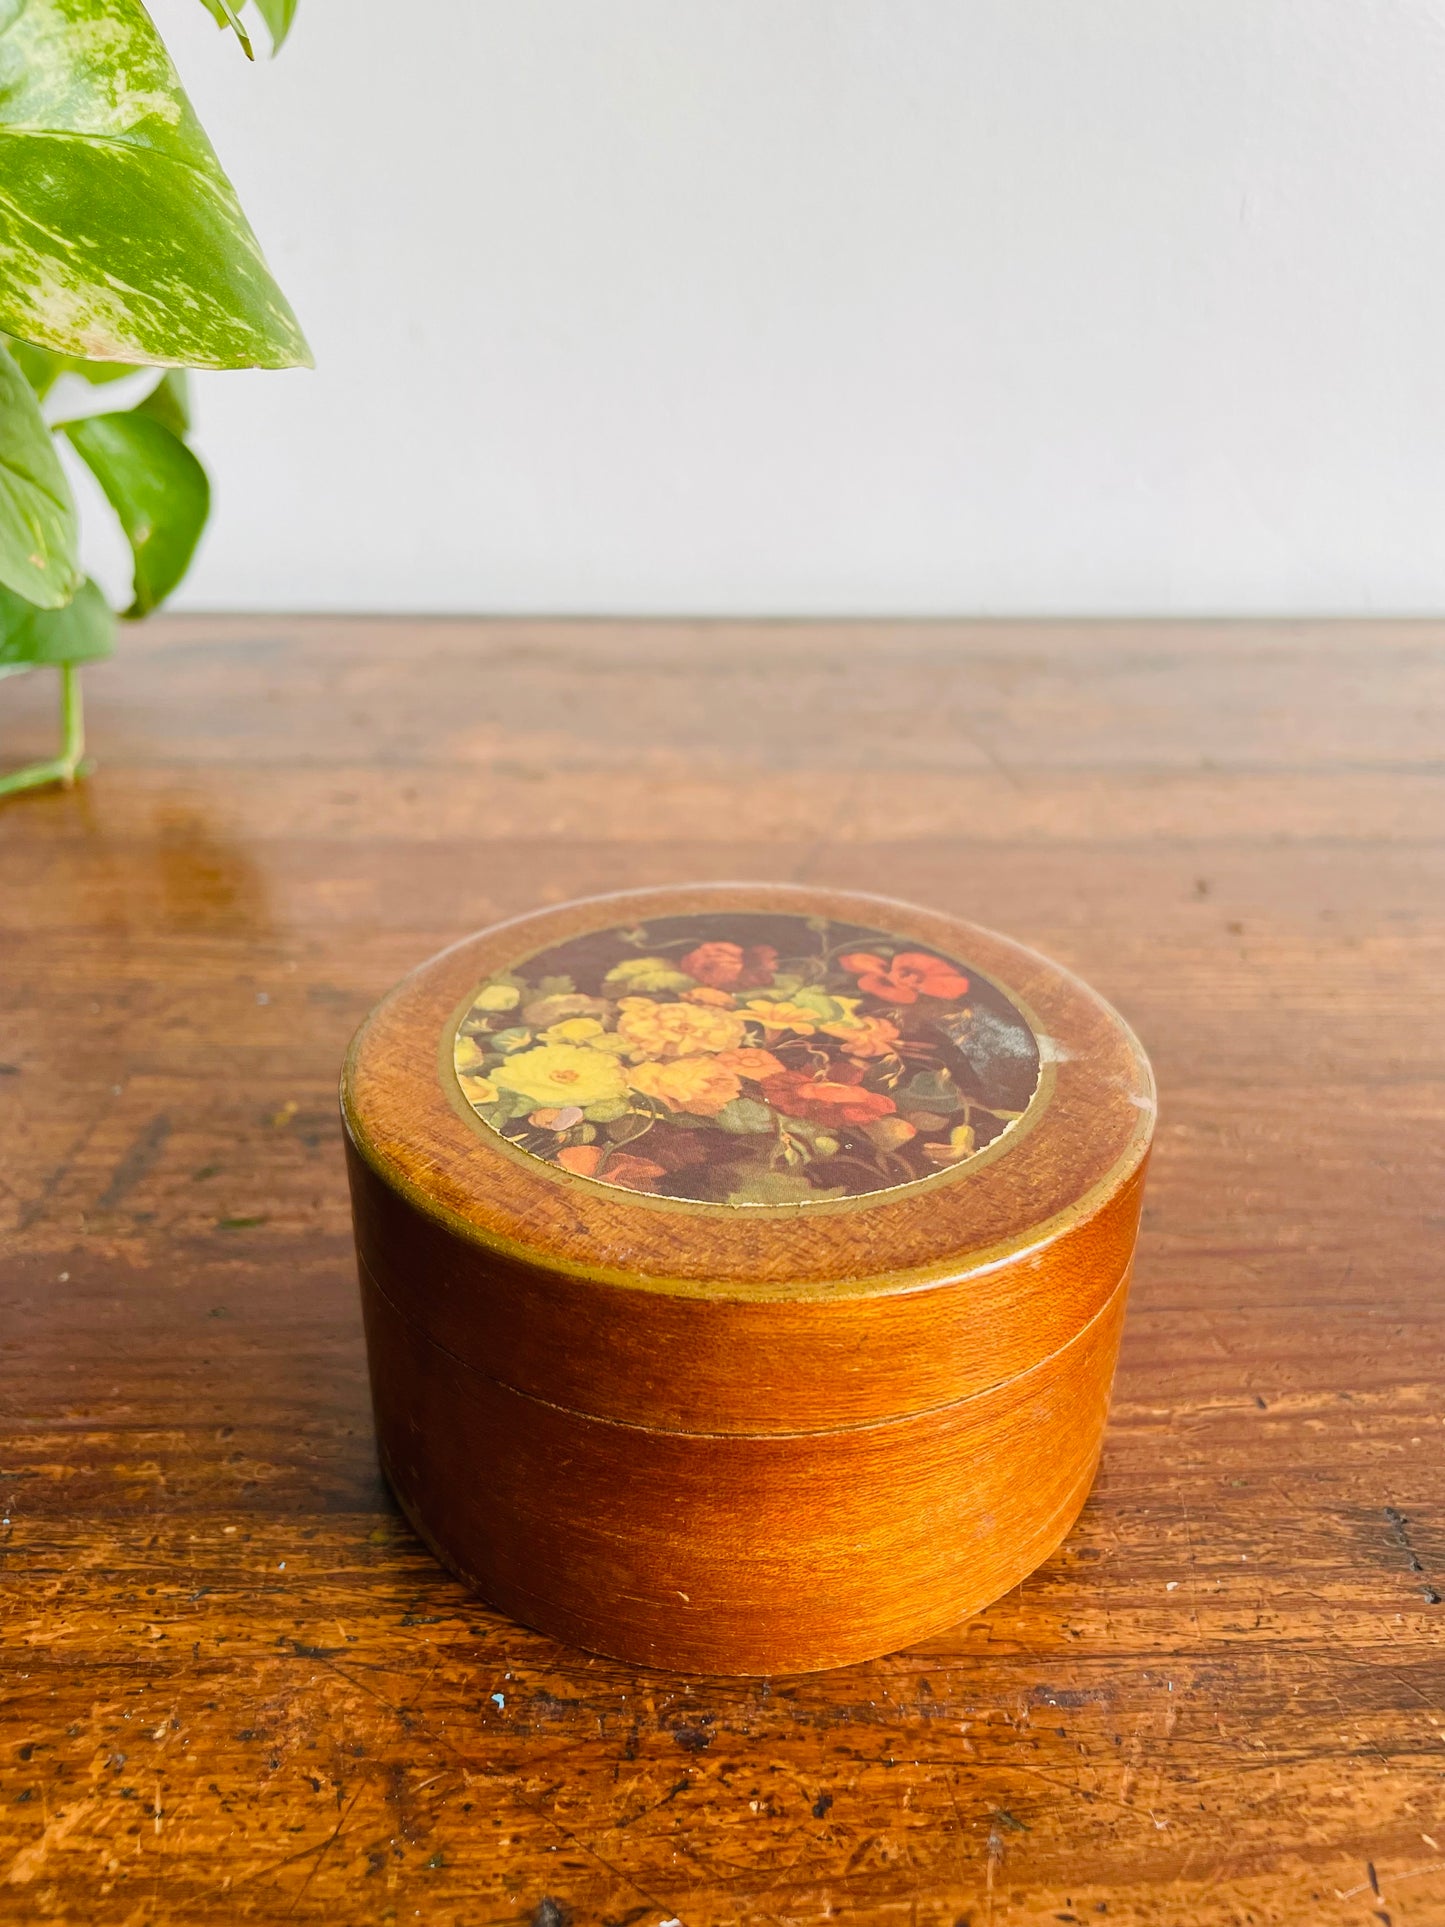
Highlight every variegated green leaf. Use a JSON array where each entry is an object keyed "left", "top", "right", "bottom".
[
  {"left": 0, "top": 0, "right": 310, "bottom": 369},
  {"left": 62, "top": 407, "right": 209, "bottom": 617},
  {"left": 0, "top": 337, "right": 78, "bottom": 607},
  {"left": 0, "top": 573, "right": 111, "bottom": 668}
]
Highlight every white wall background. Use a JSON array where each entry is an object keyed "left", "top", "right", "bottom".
[{"left": 126, "top": 1, "right": 1445, "bottom": 615}]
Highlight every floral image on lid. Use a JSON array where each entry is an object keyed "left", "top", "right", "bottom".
[{"left": 450, "top": 912, "right": 1041, "bottom": 1205}]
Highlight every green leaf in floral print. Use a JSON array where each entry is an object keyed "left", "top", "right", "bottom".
[
  {"left": 0, "top": 337, "right": 77, "bottom": 607},
  {"left": 713, "top": 1097, "right": 775, "bottom": 1135},
  {"left": 0, "top": 0, "right": 310, "bottom": 369},
  {"left": 725, "top": 1172, "right": 848, "bottom": 1207}
]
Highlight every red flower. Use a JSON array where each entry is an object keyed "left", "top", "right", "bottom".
[
  {"left": 838, "top": 949, "right": 969, "bottom": 1004},
  {"left": 680, "top": 940, "right": 779, "bottom": 989},
  {"left": 760, "top": 1069, "right": 897, "bottom": 1127}
]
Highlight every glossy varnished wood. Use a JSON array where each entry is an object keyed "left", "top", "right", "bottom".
[
  {"left": 361, "top": 1260, "right": 1133, "bottom": 1675},
  {"left": 343, "top": 886, "right": 1152, "bottom": 1296},
  {"left": 2, "top": 619, "right": 1443, "bottom": 1922},
  {"left": 345, "top": 884, "right": 1152, "bottom": 1670}
]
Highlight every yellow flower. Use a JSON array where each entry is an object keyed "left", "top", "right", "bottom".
[
  {"left": 923, "top": 1122, "right": 978, "bottom": 1166},
  {"left": 474, "top": 982, "right": 521, "bottom": 1012},
  {"left": 615, "top": 995, "right": 747, "bottom": 1060},
  {"left": 492, "top": 1044, "right": 627, "bottom": 1111},
  {"left": 522, "top": 991, "right": 611, "bottom": 1028},
  {"left": 741, "top": 998, "right": 826, "bottom": 1036},
  {"left": 713, "top": 1046, "right": 787, "bottom": 1082},
  {"left": 822, "top": 1013, "right": 900, "bottom": 1058},
  {"left": 540, "top": 1016, "right": 630, "bottom": 1053},
  {"left": 454, "top": 1033, "right": 489, "bottom": 1074},
  {"left": 458, "top": 1073, "right": 498, "bottom": 1107},
  {"left": 603, "top": 956, "right": 695, "bottom": 994},
  {"left": 628, "top": 1056, "right": 742, "bottom": 1117}
]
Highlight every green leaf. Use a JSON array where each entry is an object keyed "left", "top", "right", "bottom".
[
  {"left": 724, "top": 1171, "right": 847, "bottom": 1207},
  {"left": 904, "top": 1068, "right": 964, "bottom": 1113},
  {"left": 195, "top": 0, "right": 253, "bottom": 58},
  {"left": 0, "top": 0, "right": 311, "bottom": 369},
  {"left": 789, "top": 987, "right": 848, "bottom": 1021},
  {"left": 488, "top": 1027, "right": 534, "bottom": 1055},
  {"left": 7, "top": 337, "right": 64, "bottom": 398},
  {"left": 0, "top": 339, "right": 78, "bottom": 607},
  {"left": 533, "top": 975, "right": 576, "bottom": 999},
  {"left": 62, "top": 410, "right": 209, "bottom": 617},
  {"left": 581, "top": 1096, "right": 633, "bottom": 1124},
  {"left": 0, "top": 575, "right": 112, "bottom": 669},
  {"left": 252, "top": 0, "right": 297, "bottom": 53},
  {"left": 136, "top": 370, "right": 191, "bottom": 438},
  {"left": 713, "top": 1097, "right": 776, "bottom": 1135},
  {"left": 5, "top": 337, "right": 141, "bottom": 397},
  {"left": 199, "top": 0, "right": 295, "bottom": 56}
]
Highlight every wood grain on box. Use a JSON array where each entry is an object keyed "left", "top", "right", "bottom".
[{"left": 343, "top": 885, "right": 1153, "bottom": 1671}]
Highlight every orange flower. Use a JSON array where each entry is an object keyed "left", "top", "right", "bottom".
[
  {"left": 599, "top": 1151, "right": 669, "bottom": 1192},
  {"left": 839, "top": 950, "right": 969, "bottom": 1004},
  {"left": 628, "top": 1056, "right": 742, "bottom": 1117},
  {"left": 615, "top": 996, "right": 747, "bottom": 1059},
  {"left": 682, "top": 985, "right": 737, "bottom": 1007},
  {"left": 713, "top": 1046, "right": 787, "bottom": 1082},
  {"left": 555, "top": 1143, "right": 604, "bottom": 1177},
  {"left": 680, "top": 941, "right": 779, "bottom": 989},
  {"left": 823, "top": 1014, "right": 900, "bottom": 1058},
  {"left": 760, "top": 1069, "right": 898, "bottom": 1127}
]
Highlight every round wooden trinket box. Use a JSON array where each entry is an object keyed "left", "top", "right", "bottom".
[{"left": 343, "top": 884, "right": 1154, "bottom": 1675}]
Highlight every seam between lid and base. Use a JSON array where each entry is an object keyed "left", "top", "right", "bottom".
[{"left": 358, "top": 1248, "right": 1134, "bottom": 1441}]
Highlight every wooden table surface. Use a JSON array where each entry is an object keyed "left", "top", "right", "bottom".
[{"left": 2, "top": 618, "right": 1442, "bottom": 1927}]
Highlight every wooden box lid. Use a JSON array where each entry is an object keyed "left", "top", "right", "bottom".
[{"left": 343, "top": 885, "right": 1154, "bottom": 1437}]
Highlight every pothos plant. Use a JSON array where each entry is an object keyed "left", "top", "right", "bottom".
[{"left": 0, "top": 0, "right": 309, "bottom": 799}]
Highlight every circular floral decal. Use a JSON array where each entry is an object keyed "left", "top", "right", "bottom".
[{"left": 451, "top": 912, "right": 1040, "bottom": 1206}]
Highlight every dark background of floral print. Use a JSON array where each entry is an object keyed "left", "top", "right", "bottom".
[{"left": 457, "top": 912, "right": 1041, "bottom": 1204}]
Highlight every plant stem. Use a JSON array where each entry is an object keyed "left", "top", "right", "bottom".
[{"left": 0, "top": 662, "right": 91, "bottom": 799}]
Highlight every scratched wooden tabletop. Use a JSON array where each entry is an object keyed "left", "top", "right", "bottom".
[{"left": 2, "top": 618, "right": 1442, "bottom": 1927}]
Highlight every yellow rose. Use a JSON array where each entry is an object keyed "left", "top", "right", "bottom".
[
  {"left": 603, "top": 956, "right": 696, "bottom": 994},
  {"left": 713, "top": 1046, "right": 787, "bottom": 1082},
  {"left": 628, "top": 1056, "right": 742, "bottom": 1117},
  {"left": 454, "top": 1033, "right": 488, "bottom": 1074},
  {"left": 615, "top": 995, "right": 747, "bottom": 1060},
  {"left": 540, "top": 1016, "right": 630, "bottom": 1053},
  {"left": 741, "top": 998, "right": 825, "bottom": 1036},
  {"left": 458, "top": 1073, "right": 498, "bottom": 1107},
  {"left": 492, "top": 1044, "right": 628, "bottom": 1111},
  {"left": 522, "top": 992, "right": 611, "bottom": 1028}
]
